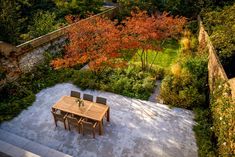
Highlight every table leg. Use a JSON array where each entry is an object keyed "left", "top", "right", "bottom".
[
  {"left": 99, "top": 121, "right": 103, "bottom": 135},
  {"left": 107, "top": 107, "right": 110, "bottom": 122}
]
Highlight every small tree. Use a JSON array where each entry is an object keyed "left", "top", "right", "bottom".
[
  {"left": 51, "top": 16, "right": 126, "bottom": 74},
  {"left": 121, "top": 11, "right": 186, "bottom": 71}
]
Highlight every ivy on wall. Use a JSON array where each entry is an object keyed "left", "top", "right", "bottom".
[{"left": 210, "top": 79, "right": 235, "bottom": 156}]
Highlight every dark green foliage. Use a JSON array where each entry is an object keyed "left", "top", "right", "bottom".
[
  {"left": 0, "top": 94, "right": 36, "bottom": 122},
  {"left": 53, "top": 0, "right": 103, "bottom": 19},
  {"left": 0, "top": 68, "right": 6, "bottom": 80},
  {"left": 21, "top": 10, "right": 60, "bottom": 41},
  {"left": 74, "top": 66, "right": 156, "bottom": 100},
  {"left": 0, "top": 0, "right": 28, "bottom": 44},
  {"left": 202, "top": 3, "right": 235, "bottom": 78},
  {"left": 117, "top": 0, "right": 235, "bottom": 21},
  {"left": 193, "top": 107, "right": 217, "bottom": 157},
  {"left": 0, "top": 51, "right": 80, "bottom": 123},
  {"left": 0, "top": 0, "right": 103, "bottom": 44},
  {"left": 186, "top": 20, "right": 199, "bottom": 34},
  {"left": 184, "top": 56, "right": 208, "bottom": 92}
]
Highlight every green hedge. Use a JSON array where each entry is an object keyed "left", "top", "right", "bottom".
[{"left": 74, "top": 65, "right": 156, "bottom": 100}]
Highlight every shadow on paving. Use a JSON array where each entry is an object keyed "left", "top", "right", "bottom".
[{"left": 0, "top": 83, "right": 198, "bottom": 157}]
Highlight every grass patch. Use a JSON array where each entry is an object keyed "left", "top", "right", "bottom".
[{"left": 131, "top": 39, "right": 180, "bottom": 68}]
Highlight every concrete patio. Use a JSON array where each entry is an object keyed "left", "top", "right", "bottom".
[{"left": 0, "top": 83, "right": 198, "bottom": 157}]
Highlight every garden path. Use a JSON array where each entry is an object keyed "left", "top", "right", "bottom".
[
  {"left": 148, "top": 80, "right": 162, "bottom": 103},
  {"left": 0, "top": 83, "right": 198, "bottom": 157}
]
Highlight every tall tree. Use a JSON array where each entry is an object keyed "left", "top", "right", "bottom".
[
  {"left": 121, "top": 11, "right": 186, "bottom": 71},
  {"left": 51, "top": 16, "right": 126, "bottom": 73}
]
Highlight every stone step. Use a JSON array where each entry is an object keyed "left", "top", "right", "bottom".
[
  {"left": 0, "top": 129, "right": 72, "bottom": 157},
  {"left": 0, "top": 140, "right": 40, "bottom": 157}
]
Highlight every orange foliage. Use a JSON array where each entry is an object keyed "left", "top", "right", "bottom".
[
  {"left": 51, "top": 16, "right": 125, "bottom": 72},
  {"left": 121, "top": 10, "right": 187, "bottom": 51},
  {"left": 120, "top": 10, "right": 186, "bottom": 70},
  {"left": 51, "top": 11, "right": 186, "bottom": 72}
]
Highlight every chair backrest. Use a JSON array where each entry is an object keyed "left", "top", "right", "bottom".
[
  {"left": 71, "top": 91, "right": 81, "bottom": 98},
  {"left": 96, "top": 97, "right": 107, "bottom": 105},
  {"left": 81, "top": 118, "right": 97, "bottom": 128},
  {"left": 51, "top": 110, "right": 64, "bottom": 120},
  {"left": 67, "top": 115, "right": 79, "bottom": 125},
  {"left": 83, "top": 94, "right": 93, "bottom": 101}
]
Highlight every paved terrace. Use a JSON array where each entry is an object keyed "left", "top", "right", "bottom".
[{"left": 0, "top": 83, "right": 198, "bottom": 157}]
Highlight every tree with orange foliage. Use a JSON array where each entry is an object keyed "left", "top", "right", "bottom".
[
  {"left": 52, "top": 10, "right": 186, "bottom": 73},
  {"left": 51, "top": 16, "right": 126, "bottom": 74},
  {"left": 121, "top": 11, "right": 186, "bottom": 71}
]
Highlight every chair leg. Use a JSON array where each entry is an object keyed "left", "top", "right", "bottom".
[
  {"left": 53, "top": 117, "right": 58, "bottom": 127},
  {"left": 81, "top": 125, "right": 84, "bottom": 136},
  {"left": 93, "top": 129, "right": 95, "bottom": 138},
  {"left": 78, "top": 125, "right": 81, "bottom": 134},
  {"left": 68, "top": 124, "right": 71, "bottom": 131},
  {"left": 63, "top": 120, "right": 67, "bottom": 130}
]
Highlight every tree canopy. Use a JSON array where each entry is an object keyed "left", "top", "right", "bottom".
[{"left": 51, "top": 11, "right": 186, "bottom": 72}]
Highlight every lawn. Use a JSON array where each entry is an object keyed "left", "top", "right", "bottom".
[{"left": 131, "top": 39, "right": 180, "bottom": 68}]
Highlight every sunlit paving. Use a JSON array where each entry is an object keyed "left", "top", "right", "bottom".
[
  {"left": 1, "top": 0, "right": 234, "bottom": 156},
  {"left": 0, "top": 83, "right": 197, "bottom": 157}
]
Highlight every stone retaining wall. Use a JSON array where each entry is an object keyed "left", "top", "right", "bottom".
[
  {"left": 0, "top": 7, "right": 117, "bottom": 85},
  {"left": 198, "top": 16, "right": 235, "bottom": 98}
]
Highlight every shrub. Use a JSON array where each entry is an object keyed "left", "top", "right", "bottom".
[
  {"left": 160, "top": 56, "right": 208, "bottom": 109},
  {"left": 21, "top": 10, "right": 60, "bottom": 41},
  {"left": 0, "top": 51, "right": 81, "bottom": 123},
  {"left": 73, "top": 65, "right": 156, "bottom": 100},
  {"left": 202, "top": 3, "right": 235, "bottom": 78}
]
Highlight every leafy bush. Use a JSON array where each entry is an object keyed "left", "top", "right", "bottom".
[
  {"left": 21, "top": 10, "right": 60, "bottom": 41},
  {"left": 74, "top": 65, "right": 156, "bottom": 100},
  {"left": 202, "top": 3, "right": 235, "bottom": 78},
  {"left": 0, "top": 51, "right": 81, "bottom": 123},
  {"left": 160, "top": 56, "right": 208, "bottom": 109}
]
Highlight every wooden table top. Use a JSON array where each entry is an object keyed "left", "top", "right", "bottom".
[{"left": 52, "top": 96, "right": 109, "bottom": 122}]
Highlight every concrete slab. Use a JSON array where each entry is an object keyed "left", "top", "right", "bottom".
[
  {"left": 0, "top": 129, "right": 72, "bottom": 157},
  {"left": 0, "top": 83, "right": 198, "bottom": 157},
  {"left": 0, "top": 140, "right": 40, "bottom": 157}
]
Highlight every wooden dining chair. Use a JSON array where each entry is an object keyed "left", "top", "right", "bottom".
[
  {"left": 96, "top": 97, "right": 107, "bottom": 121},
  {"left": 80, "top": 118, "right": 98, "bottom": 138},
  {"left": 51, "top": 110, "right": 67, "bottom": 129},
  {"left": 65, "top": 114, "right": 82, "bottom": 133},
  {"left": 70, "top": 91, "right": 81, "bottom": 98},
  {"left": 83, "top": 94, "right": 93, "bottom": 102},
  {"left": 96, "top": 97, "right": 107, "bottom": 105}
]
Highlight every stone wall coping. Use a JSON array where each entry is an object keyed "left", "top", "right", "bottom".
[
  {"left": 0, "top": 7, "right": 117, "bottom": 57},
  {"left": 198, "top": 16, "right": 229, "bottom": 81}
]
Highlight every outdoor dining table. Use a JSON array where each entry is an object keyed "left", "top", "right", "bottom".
[{"left": 52, "top": 96, "right": 110, "bottom": 135}]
